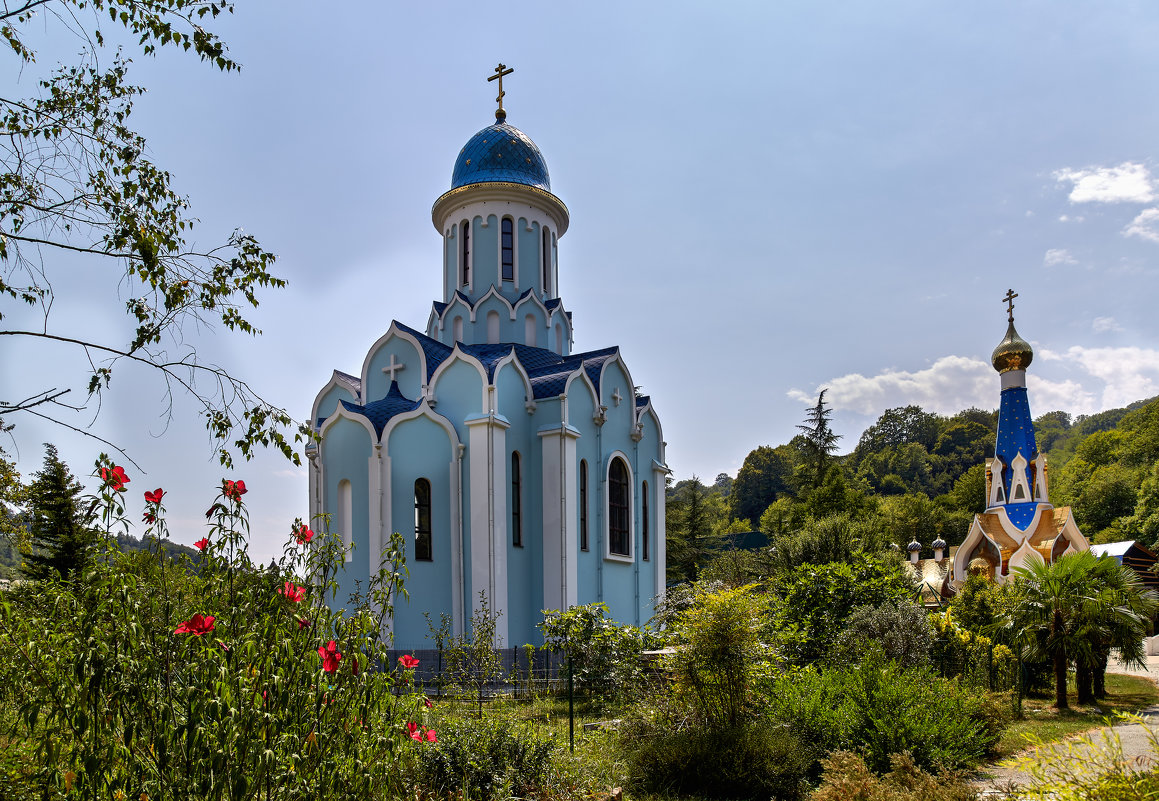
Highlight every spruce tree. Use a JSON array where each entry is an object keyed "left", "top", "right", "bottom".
[
  {"left": 22, "top": 444, "right": 94, "bottom": 581},
  {"left": 797, "top": 389, "right": 842, "bottom": 490}
]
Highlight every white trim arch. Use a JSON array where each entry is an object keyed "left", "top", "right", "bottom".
[
  {"left": 318, "top": 400, "right": 379, "bottom": 444},
  {"left": 358, "top": 323, "right": 429, "bottom": 397},
  {"left": 427, "top": 345, "right": 492, "bottom": 411},
  {"left": 474, "top": 285, "right": 518, "bottom": 321},
  {"left": 562, "top": 369, "right": 601, "bottom": 421},
  {"left": 493, "top": 352, "right": 535, "bottom": 405},
  {"left": 311, "top": 370, "right": 361, "bottom": 433}
]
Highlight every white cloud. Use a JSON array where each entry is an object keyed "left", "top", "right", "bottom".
[
  {"left": 1124, "top": 208, "right": 1159, "bottom": 243},
  {"left": 796, "top": 345, "right": 1159, "bottom": 421},
  {"left": 1043, "top": 248, "right": 1076, "bottom": 267},
  {"left": 1092, "top": 316, "right": 1123, "bottom": 333},
  {"left": 1055, "top": 162, "right": 1155, "bottom": 204},
  {"left": 1039, "top": 345, "right": 1159, "bottom": 409}
]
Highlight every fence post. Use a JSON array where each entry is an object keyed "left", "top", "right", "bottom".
[
  {"left": 568, "top": 653, "right": 575, "bottom": 753},
  {"left": 988, "top": 641, "right": 994, "bottom": 691}
]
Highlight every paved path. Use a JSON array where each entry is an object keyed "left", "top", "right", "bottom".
[{"left": 974, "top": 664, "right": 1159, "bottom": 796}]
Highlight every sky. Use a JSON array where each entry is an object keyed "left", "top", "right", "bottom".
[{"left": 3, "top": 1, "right": 1159, "bottom": 562}]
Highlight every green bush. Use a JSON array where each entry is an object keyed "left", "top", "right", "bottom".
[
  {"left": 623, "top": 715, "right": 813, "bottom": 801},
  {"left": 829, "top": 600, "right": 935, "bottom": 669},
  {"left": 767, "top": 655, "right": 1005, "bottom": 774},
  {"left": 409, "top": 717, "right": 556, "bottom": 800},
  {"left": 540, "top": 602, "right": 659, "bottom": 703}
]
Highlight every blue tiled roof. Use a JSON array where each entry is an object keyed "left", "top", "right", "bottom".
[
  {"left": 459, "top": 342, "right": 517, "bottom": 381},
  {"left": 451, "top": 121, "right": 551, "bottom": 191},
  {"left": 433, "top": 301, "right": 447, "bottom": 316},
  {"left": 636, "top": 395, "right": 650, "bottom": 409},
  {"left": 340, "top": 381, "right": 421, "bottom": 438},
  {"left": 394, "top": 321, "right": 453, "bottom": 382}
]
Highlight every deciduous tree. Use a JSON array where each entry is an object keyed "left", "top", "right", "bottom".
[{"left": 0, "top": 0, "right": 307, "bottom": 467}]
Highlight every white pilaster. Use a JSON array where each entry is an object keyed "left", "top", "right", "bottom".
[
  {"left": 652, "top": 460, "right": 668, "bottom": 605},
  {"left": 539, "top": 422, "right": 581, "bottom": 612},
  {"left": 465, "top": 412, "right": 511, "bottom": 645}
]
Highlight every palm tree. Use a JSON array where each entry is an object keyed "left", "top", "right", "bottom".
[
  {"left": 1008, "top": 551, "right": 1156, "bottom": 710},
  {"left": 1078, "top": 556, "right": 1158, "bottom": 701}
]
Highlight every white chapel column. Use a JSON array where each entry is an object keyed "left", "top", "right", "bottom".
[
  {"left": 539, "top": 422, "right": 580, "bottom": 612},
  {"left": 464, "top": 410, "right": 510, "bottom": 644}
]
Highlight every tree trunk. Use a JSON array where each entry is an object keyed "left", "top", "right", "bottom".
[
  {"left": 1075, "top": 661, "right": 1094, "bottom": 704},
  {"left": 1053, "top": 610, "right": 1069, "bottom": 710},
  {"left": 1094, "top": 648, "right": 1109, "bottom": 699}
]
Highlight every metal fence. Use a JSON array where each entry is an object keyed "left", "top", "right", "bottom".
[{"left": 384, "top": 647, "right": 568, "bottom": 696}]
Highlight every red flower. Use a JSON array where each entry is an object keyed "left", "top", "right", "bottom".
[
  {"left": 144, "top": 487, "right": 165, "bottom": 504},
  {"left": 406, "top": 722, "right": 419, "bottom": 739},
  {"left": 194, "top": 537, "right": 209, "bottom": 552},
  {"left": 278, "top": 582, "right": 306, "bottom": 603},
  {"left": 425, "top": 728, "right": 437, "bottom": 743},
  {"left": 424, "top": 697, "right": 433, "bottom": 709},
  {"left": 223, "top": 479, "right": 247, "bottom": 502},
  {"left": 351, "top": 656, "right": 360, "bottom": 676},
  {"left": 293, "top": 522, "right": 314, "bottom": 544},
  {"left": 205, "top": 504, "right": 219, "bottom": 519},
  {"left": 142, "top": 511, "right": 156, "bottom": 524},
  {"left": 398, "top": 654, "right": 420, "bottom": 670},
  {"left": 405, "top": 722, "right": 436, "bottom": 743},
  {"left": 100, "top": 465, "right": 130, "bottom": 492},
  {"left": 297, "top": 617, "right": 311, "bottom": 630},
  {"left": 175, "top": 614, "right": 215, "bottom": 636},
  {"left": 318, "top": 640, "right": 342, "bottom": 673}
]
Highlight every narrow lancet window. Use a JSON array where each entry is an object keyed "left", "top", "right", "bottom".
[
  {"left": 609, "top": 457, "right": 630, "bottom": 556},
  {"left": 414, "top": 478, "right": 432, "bottom": 561},
  {"left": 642, "top": 480, "right": 649, "bottom": 561},
  {"left": 541, "top": 226, "right": 551, "bottom": 295},
  {"left": 511, "top": 451, "right": 523, "bottom": 547},
  {"left": 501, "top": 217, "right": 514, "bottom": 281},
  {"left": 460, "top": 220, "right": 470, "bottom": 287},
  {"left": 580, "top": 460, "right": 589, "bottom": 551}
]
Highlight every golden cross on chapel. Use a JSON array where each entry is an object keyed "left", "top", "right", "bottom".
[
  {"left": 1003, "top": 288, "right": 1018, "bottom": 323},
  {"left": 488, "top": 63, "right": 514, "bottom": 120}
]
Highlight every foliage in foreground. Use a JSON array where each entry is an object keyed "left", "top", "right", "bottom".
[
  {"left": 0, "top": 459, "right": 429, "bottom": 800},
  {"left": 807, "top": 751, "right": 977, "bottom": 801}
]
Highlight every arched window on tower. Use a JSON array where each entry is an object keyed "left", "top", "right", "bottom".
[
  {"left": 541, "top": 226, "right": 551, "bottom": 295},
  {"left": 460, "top": 219, "right": 470, "bottom": 287},
  {"left": 511, "top": 451, "right": 522, "bottom": 547},
  {"left": 642, "top": 480, "right": 650, "bottom": 562},
  {"left": 414, "top": 478, "right": 432, "bottom": 561},
  {"left": 609, "top": 457, "right": 630, "bottom": 557},
  {"left": 524, "top": 314, "right": 536, "bottom": 346},
  {"left": 453, "top": 316, "right": 463, "bottom": 343},
  {"left": 580, "top": 459, "right": 589, "bottom": 551},
  {"left": 501, "top": 217, "right": 514, "bottom": 281}
]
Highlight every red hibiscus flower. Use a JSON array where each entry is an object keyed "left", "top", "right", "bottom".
[
  {"left": 194, "top": 537, "right": 209, "bottom": 552},
  {"left": 175, "top": 614, "right": 215, "bottom": 636},
  {"left": 144, "top": 487, "right": 165, "bottom": 504},
  {"left": 425, "top": 729, "right": 437, "bottom": 743},
  {"left": 223, "top": 479, "right": 247, "bottom": 501},
  {"left": 318, "top": 640, "right": 342, "bottom": 673},
  {"left": 297, "top": 617, "right": 311, "bottom": 630},
  {"left": 142, "top": 511, "right": 156, "bottom": 524},
  {"left": 293, "top": 522, "right": 314, "bottom": 544},
  {"left": 351, "top": 656, "right": 360, "bottom": 676},
  {"left": 278, "top": 582, "right": 306, "bottom": 603},
  {"left": 424, "top": 697, "right": 433, "bottom": 709},
  {"left": 205, "top": 503, "right": 219, "bottom": 519},
  {"left": 100, "top": 465, "right": 130, "bottom": 491},
  {"left": 398, "top": 654, "right": 420, "bottom": 670}
]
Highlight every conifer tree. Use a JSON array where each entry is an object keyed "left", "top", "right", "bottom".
[
  {"left": 22, "top": 444, "right": 94, "bottom": 581},
  {"left": 797, "top": 389, "right": 842, "bottom": 490}
]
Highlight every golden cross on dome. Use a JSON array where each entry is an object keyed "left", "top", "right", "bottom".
[
  {"left": 488, "top": 63, "right": 514, "bottom": 119},
  {"left": 1003, "top": 288, "right": 1018, "bottom": 322}
]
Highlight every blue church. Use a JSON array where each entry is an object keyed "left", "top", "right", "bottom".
[{"left": 307, "top": 69, "right": 668, "bottom": 648}]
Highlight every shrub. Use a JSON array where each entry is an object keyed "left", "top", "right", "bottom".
[
  {"left": 623, "top": 716, "right": 813, "bottom": 801},
  {"left": 766, "top": 655, "right": 1005, "bottom": 775},
  {"left": 540, "top": 602, "right": 659, "bottom": 703},
  {"left": 409, "top": 717, "right": 556, "bottom": 800},
  {"left": 808, "top": 751, "right": 978, "bottom": 801},
  {"left": 829, "top": 599, "right": 935, "bottom": 669}
]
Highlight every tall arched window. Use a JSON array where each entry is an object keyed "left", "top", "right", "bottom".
[
  {"left": 460, "top": 220, "right": 470, "bottom": 287},
  {"left": 524, "top": 314, "right": 536, "bottom": 346},
  {"left": 501, "top": 217, "right": 514, "bottom": 281},
  {"left": 642, "top": 480, "right": 649, "bottom": 562},
  {"left": 414, "top": 478, "right": 432, "bottom": 561},
  {"left": 541, "top": 226, "right": 551, "bottom": 295},
  {"left": 609, "top": 457, "right": 630, "bottom": 556},
  {"left": 511, "top": 451, "right": 522, "bottom": 547},
  {"left": 452, "top": 316, "right": 463, "bottom": 343},
  {"left": 580, "top": 459, "right": 589, "bottom": 551}
]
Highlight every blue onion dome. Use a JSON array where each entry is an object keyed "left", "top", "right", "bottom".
[
  {"left": 907, "top": 539, "right": 922, "bottom": 553},
  {"left": 451, "top": 120, "right": 550, "bottom": 191},
  {"left": 992, "top": 321, "right": 1034, "bottom": 374},
  {"left": 932, "top": 537, "right": 947, "bottom": 550}
]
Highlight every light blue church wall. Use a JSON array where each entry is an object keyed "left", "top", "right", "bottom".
[
  {"left": 387, "top": 416, "right": 454, "bottom": 647},
  {"left": 567, "top": 377, "right": 600, "bottom": 606},
  {"left": 364, "top": 335, "right": 423, "bottom": 404},
  {"left": 320, "top": 415, "right": 372, "bottom": 611},
  {"left": 600, "top": 447, "right": 637, "bottom": 621},
  {"left": 496, "top": 362, "right": 537, "bottom": 645}
]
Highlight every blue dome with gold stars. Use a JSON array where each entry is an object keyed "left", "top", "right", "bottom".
[{"left": 451, "top": 120, "right": 551, "bottom": 192}]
